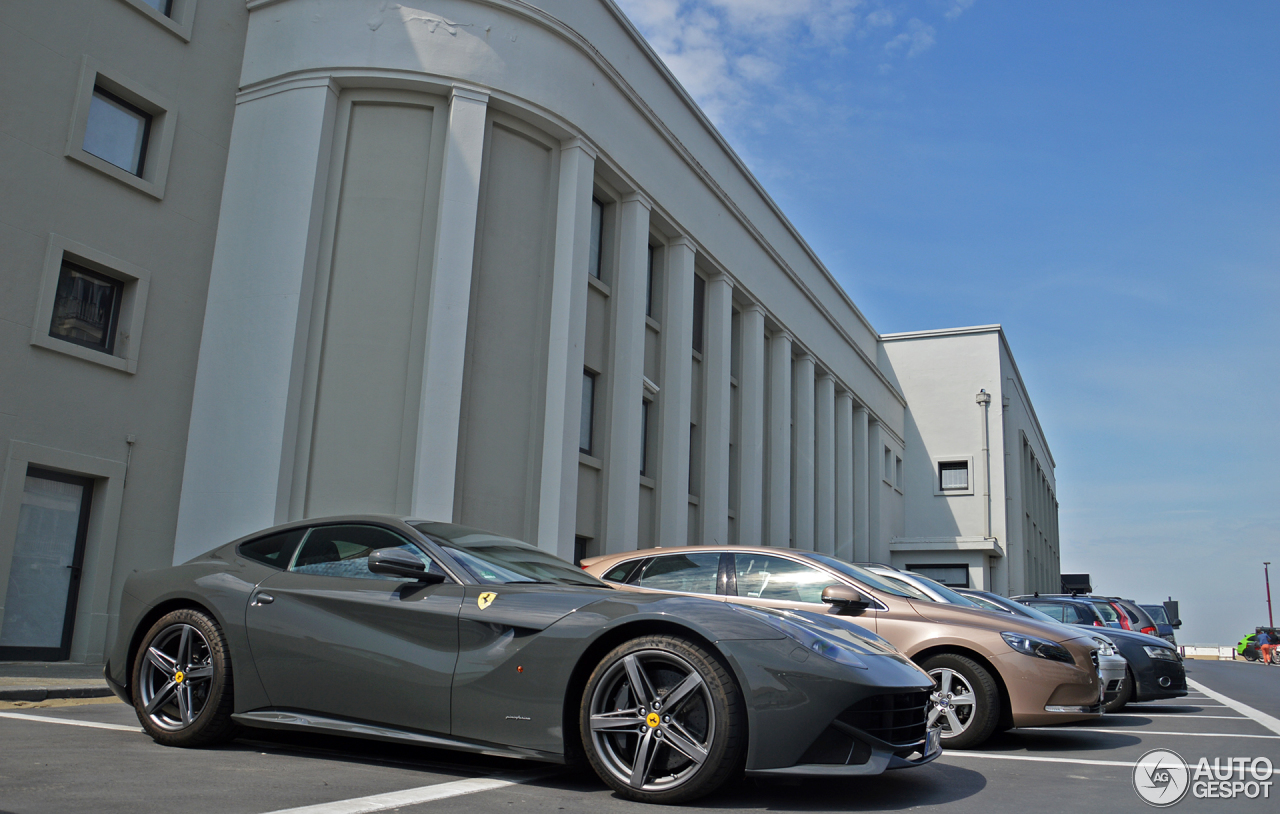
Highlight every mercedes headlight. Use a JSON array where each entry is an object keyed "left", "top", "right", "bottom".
[
  {"left": 1001, "top": 631, "right": 1075, "bottom": 664},
  {"left": 1091, "top": 635, "right": 1118, "bottom": 657},
  {"left": 1143, "top": 645, "right": 1178, "bottom": 661},
  {"left": 736, "top": 607, "right": 868, "bottom": 669}
]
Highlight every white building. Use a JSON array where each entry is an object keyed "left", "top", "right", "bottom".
[
  {"left": 0, "top": 0, "right": 1058, "bottom": 664},
  {"left": 881, "top": 326, "right": 1061, "bottom": 595}
]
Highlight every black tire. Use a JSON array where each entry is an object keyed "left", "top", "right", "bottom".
[
  {"left": 922, "top": 653, "right": 1001, "bottom": 750},
  {"left": 579, "top": 635, "right": 745, "bottom": 804},
  {"left": 131, "top": 608, "right": 238, "bottom": 747},
  {"left": 1105, "top": 666, "right": 1134, "bottom": 713}
]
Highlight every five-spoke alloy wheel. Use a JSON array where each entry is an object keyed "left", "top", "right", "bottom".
[
  {"left": 922, "top": 653, "right": 1000, "bottom": 749},
  {"left": 581, "top": 635, "right": 744, "bottom": 804},
  {"left": 131, "top": 609, "right": 237, "bottom": 746}
]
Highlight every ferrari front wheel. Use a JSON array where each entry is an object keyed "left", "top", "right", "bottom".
[
  {"left": 131, "top": 608, "right": 237, "bottom": 746},
  {"left": 580, "top": 635, "right": 745, "bottom": 804}
]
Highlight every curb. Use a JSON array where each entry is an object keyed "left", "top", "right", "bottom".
[{"left": 0, "top": 686, "right": 115, "bottom": 702}]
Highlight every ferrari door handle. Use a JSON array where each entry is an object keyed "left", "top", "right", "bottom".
[{"left": 251, "top": 593, "right": 275, "bottom": 606}]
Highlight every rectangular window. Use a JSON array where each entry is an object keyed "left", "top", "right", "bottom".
[
  {"left": 49, "top": 261, "right": 123, "bottom": 354},
  {"left": 692, "top": 274, "right": 706, "bottom": 353},
  {"left": 580, "top": 370, "right": 597, "bottom": 454},
  {"left": 588, "top": 198, "right": 604, "bottom": 279},
  {"left": 907, "top": 565, "right": 970, "bottom": 589},
  {"left": 884, "top": 447, "right": 892, "bottom": 483},
  {"left": 84, "top": 86, "right": 152, "bottom": 177},
  {"left": 140, "top": 0, "right": 174, "bottom": 15},
  {"left": 895, "top": 455, "right": 903, "bottom": 489},
  {"left": 574, "top": 536, "right": 594, "bottom": 567},
  {"left": 640, "top": 399, "right": 651, "bottom": 476},
  {"left": 940, "top": 460, "right": 969, "bottom": 491},
  {"left": 646, "top": 245, "right": 655, "bottom": 316}
]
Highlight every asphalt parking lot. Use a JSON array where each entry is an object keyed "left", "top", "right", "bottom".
[{"left": 1, "top": 659, "right": 1276, "bottom": 814}]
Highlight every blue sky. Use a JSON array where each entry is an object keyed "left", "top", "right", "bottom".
[{"left": 615, "top": 0, "right": 1279, "bottom": 645}]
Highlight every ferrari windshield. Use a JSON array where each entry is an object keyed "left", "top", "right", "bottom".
[{"left": 413, "top": 522, "right": 606, "bottom": 587}]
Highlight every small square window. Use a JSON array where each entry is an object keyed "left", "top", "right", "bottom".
[
  {"left": 84, "top": 87, "right": 152, "bottom": 176},
  {"left": 940, "top": 461, "right": 969, "bottom": 491},
  {"left": 65, "top": 57, "right": 175, "bottom": 199},
  {"left": 115, "top": 0, "right": 196, "bottom": 41},
  {"left": 30, "top": 234, "right": 151, "bottom": 373},
  {"left": 49, "top": 261, "right": 124, "bottom": 354}
]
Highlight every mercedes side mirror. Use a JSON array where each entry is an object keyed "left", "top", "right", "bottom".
[
  {"left": 368, "top": 548, "right": 445, "bottom": 583},
  {"left": 821, "top": 584, "right": 872, "bottom": 615}
]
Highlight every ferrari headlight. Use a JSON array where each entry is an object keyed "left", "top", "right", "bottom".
[
  {"left": 1091, "top": 636, "right": 1118, "bottom": 657},
  {"left": 737, "top": 607, "right": 868, "bottom": 669},
  {"left": 1144, "top": 645, "right": 1178, "bottom": 661},
  {"left": 1001, "top": 631, "right": 1075, "bottom": 664}
]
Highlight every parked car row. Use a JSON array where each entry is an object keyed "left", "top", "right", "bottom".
[
  {"left": 105, "top": 516, "right": 1187, "bottom": 805},
  {"left": 1013, "top": 593, "right": 1179, "bottom": 646},
  {"left": 583, "top": 548, "right": 1124, "bottom": 750}
]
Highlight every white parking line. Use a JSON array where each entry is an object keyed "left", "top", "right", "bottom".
[
  {"left": 0, "top": 711, "right": 141, "bottom": 733},
  {"left": 1022, "top": 727, "right": 1279, "bottom": 739},
  {"left": 1189, "top": 678, "right": 1280, "bottom": 736},
  {"left": 1133, "top": 714, "right": 1249, "bottom": 720},
  {"left": 255, "top": 771, "right": 552, "bottom": 814}
]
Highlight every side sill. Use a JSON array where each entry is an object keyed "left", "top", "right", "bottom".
[{"left": 232, "top": 709, "right": 565, "bottom": 764}]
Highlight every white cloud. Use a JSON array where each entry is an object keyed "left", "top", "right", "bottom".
[
  {"left": 884, "top": 19, "right": 936, "bottom": 58},
  {"left": 945, "top": 0, "right": 976, "bottom": 21}
]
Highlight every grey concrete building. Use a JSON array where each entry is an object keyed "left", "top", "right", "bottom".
[{"left": 0, "top": 0, "right": 1058, "bottom": 664}]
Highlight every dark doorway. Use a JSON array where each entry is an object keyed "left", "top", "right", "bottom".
[{"left": 0, "top": 467, "right": 94, "bottom": 661}]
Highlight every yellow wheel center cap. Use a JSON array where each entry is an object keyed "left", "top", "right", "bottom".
[
  {"left": 174, "top": 671, "right": 185, "bottom": 684},
  {"left": 646, "top": 712, "right": 660, "bottom": 728}
]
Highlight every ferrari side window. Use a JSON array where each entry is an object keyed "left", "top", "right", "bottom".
[
  {"left": 238, "top": 528, "right": 306, "bottom": 569},
  {"left": 636, "top": 553, "right": 720, "bottom": 595},
  {"left": 733, "top": 554, "right": 838, "bottom": 604},
  {"left": 290, "top": 525, "right": 431, "bottom": 581}
]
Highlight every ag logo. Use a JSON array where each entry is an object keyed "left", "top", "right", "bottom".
[
  {"left": 477, "top": 591, "right": 497, "bottom": 610},
  {"left": 1133, "top": 748, "right": 1189, "bottom": 807}
]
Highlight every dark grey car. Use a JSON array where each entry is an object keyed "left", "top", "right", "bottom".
[{"left": 105, "top": 516, "right": 940, "bottom": 804}]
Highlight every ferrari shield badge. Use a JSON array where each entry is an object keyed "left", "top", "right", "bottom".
[{"left": 477, "top": 591, "right": 497, "bottom": 610}]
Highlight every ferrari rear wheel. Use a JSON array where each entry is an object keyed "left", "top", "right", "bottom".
[
  {"left": 131, "top": 608, "right": 237, "bottom": 747},
  {"left": 580, "top": 635, "right": 744, "bottom": 804}
]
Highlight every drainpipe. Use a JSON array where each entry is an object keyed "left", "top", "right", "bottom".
[{"left": 976, "top": 390, "right": 992, "bottom": 539}]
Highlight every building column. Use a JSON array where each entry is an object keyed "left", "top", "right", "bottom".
[
  {"left": 410, "top": 86, "right": 490, "bottom": 520},
  {"left": 537, "top": 137, "right": 596, "bottom": 559},
  {"left": 793, "top": 354, "right": 816, "bottom": 550},
  {"left": 602, "top": 192, "right": 652, "bottom": 554},
  {"left": 868, "top": 418, "right": 886, "bottom": 563},
  {"left": 767, "top": 332, "right": 792, "bottom": 547},
  {"left": 174, "top": 79, "right": 340, "bottom": 562},
  {"left": 852, "top": 405, "right": 870, "bottom": 562},
  {"left": 815, "top": 374, "right": 836, "bottom": 556},
  {"left": 835, "top": 392, "right": 855, "bottom": 561},
  {"left": 736, "top": 305, "right": 766, "bottom": 546},
  {"left": 699, "top": 273, "right": 733, "bottom": 546},
  {"left": 657, "top": 237, "right": 695, "bottom": 547}
]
